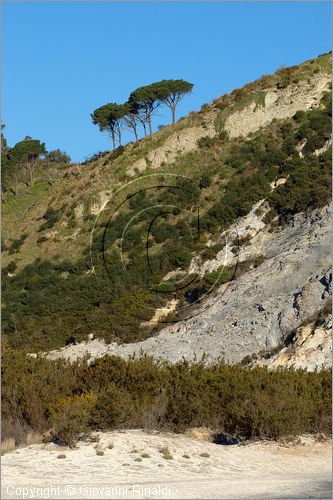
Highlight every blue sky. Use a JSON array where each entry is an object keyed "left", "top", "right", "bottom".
[{"left": 2, "top": 1, "right": 331, "bottom": 162}]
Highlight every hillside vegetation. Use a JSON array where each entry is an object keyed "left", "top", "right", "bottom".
[
  {"left": 2, "top": 53, "right": 332, "bottom": 351},
  {"left": 1, "top": 52, "right": 332, "bottom": 451},
  {"left": 2, "top": 345, "right": 331, "bottom": 448}
]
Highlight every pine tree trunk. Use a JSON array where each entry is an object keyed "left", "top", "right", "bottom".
[
  {"left": 133, "top": 125, "right": 138, "bottom": 142},
  {"left": 29, "top": 166, "right": 33, "bottom": 186},
  {"left": 142, "top": 122, "right": 147, "bottom": 138},
  {"left": 172, "top": 107, "right": 176, "bottom": 125},
  {"left": 148, "top": 116, "right": 153, "bottom": 137}
]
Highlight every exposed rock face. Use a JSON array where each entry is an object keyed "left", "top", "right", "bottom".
[
  {"left": 224, "top": 74, "right": 331, "bottom": 138},
  {"left": 128, "top": 122, "right": 215, "bottom": 175},
  {"left": 187, "top": 199, "right": 270, "bottom": 277},
  {"left": 257, "top": 317, "right": 332, "bottom": 371},
  {"left": 46, "top": 204, "right": 332, "bottom": 367}
]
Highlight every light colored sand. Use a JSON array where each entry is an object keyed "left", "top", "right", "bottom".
[{"left": 1, "top": 430, "right": 331, "bottom": 499}]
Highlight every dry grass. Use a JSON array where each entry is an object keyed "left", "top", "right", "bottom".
[
  {"left": 0, "top": 438, "right": 16, "bottom": 455},
  {"left": 185, "top": 428, "right": 212, "bottom": 442},
  {"left": 42, "top": 430, "right": 53, "bottom": 443},
  {"left": 1, "top": 424, "right": 44, "bottom": 455},
  {"left": 159, "top": 445, "right": 173, "bottom": 460},
  {"left": 26, "top": 432, "right": 44, "bottom": 446},
  {"left": 1, "top": 419, "right": 26, "bottom": 446},
  {"left": 90, "top": 434, "right": 100, "bottom": 443}
]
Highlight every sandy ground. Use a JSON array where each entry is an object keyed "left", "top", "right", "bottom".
[{"left": 1, "top": 430, "right": 331, "bottom": 499}]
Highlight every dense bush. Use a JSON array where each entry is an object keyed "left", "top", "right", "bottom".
[
  {"left": 1, "top": 346, "right": 331, "bottom": 447},
  {"left": 295, "top": 92, "right": 331, "bottom": 153},
  {"left": 207, "top": 172, "right": 271, "bottom": 230},
  {"left": 50, "top": 392, "right": 97, "bottom": 447},
  {"left": 151, "top": 221, "right": 174, "bottom": 244},
  {"left": 5, "top": 261, "right": 17, "bottom": 274},
  {"left": 38, "top": 206, "right": 61, "bottom": 232},
  {"left": 269, "top": 150, "right": 331, "bottom": 221},
  {"left": 7, "top": 234, "right": 27, "bottom": 254},
  {"left": 197, "top": 136, "right": 215, "bottom": 149}
]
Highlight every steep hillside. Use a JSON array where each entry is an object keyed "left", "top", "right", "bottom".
[
  {"left": 46, "top": 204, "right": 331, "bottom": 367},
  {"left": 2, "top": 52, "right": 332, "bottom": 361},
  {"left": 2, "top": 53, "right": 330, "bottom": 268}
]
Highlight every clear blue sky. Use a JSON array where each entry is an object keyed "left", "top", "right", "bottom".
[{"left": 2, "top": 1, "right": 331, "bottom": 162}]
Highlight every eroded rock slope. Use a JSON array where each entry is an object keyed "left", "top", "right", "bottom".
[{"left": 46, "top": 204, "right": 332, "bottom": 367}]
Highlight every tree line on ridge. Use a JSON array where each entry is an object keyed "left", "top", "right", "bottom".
[{"left": 91, "top": 79, "right": 194, "bottom": 148}]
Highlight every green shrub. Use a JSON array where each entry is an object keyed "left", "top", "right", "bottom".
[
  {"left": 197, "top": 136, "right": 215, "bottom": 149},
  {"left": 49, "top": 392, "right": 97, "bottom": 447},
  {"left": 38, "top": 206, "right": 61, "bottom": 232},
  {"left": 170, "top": 248, "right": 192, "bottom": 269},
  {"left": 36, "top": 236, "right": 48, "bottom": 246},
  {"left": 199, "top": 173, "right": 213, "bottom": 188},
  {"left": 1, "top": 347, "right": 331, "bottom": 445},
  {"left": 151, "top": 222, "right": 174, "bottom": 244},
  {"left": 269, "top": 152, "right": 331, "bottom": 221},
  {"left": 8, "top": 234, "right": 27, "bottom": 254},
  {"left": 6, "top": 261, "right": 17, "bottom": 274},
  {"left": 91, "top": 385, "right": 137, "bottom": 430}
]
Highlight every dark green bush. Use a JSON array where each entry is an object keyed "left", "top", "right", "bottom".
[
  {"left": 38, "top": 206, "right": 61, "bottom": 232},
  {"left": 199, "top": 172, "right": 213, "bottom": 188},
  {"left": 197, "top": 136, "right": 215, "bottom": 149},
  {"left": 36, "top": 236, "right": 48, "bottom": 246},
  {"left": 50, "top": 392, "right": 96, "bottom": 447},
  {"left": 8, "top": 234, "right": 27, "bottom": 254},
  {"left": 92, "top": 385, "right": 138, "bottom": 430},
  {"left": 169, "top": 247, "right": 192, "bottom": 269},
  {"left": 6, "top": 261, "right": 17, "bottom": 274},
  {"left": 151, "top": 221, "right": 174, "bottom": 244},
  {"left": 269, "top": 151, "right": 331, "bottom": 221}
]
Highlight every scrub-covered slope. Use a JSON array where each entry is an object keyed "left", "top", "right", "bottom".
[{"left": 2, "top": 52, "right": 332, "bottom": 361}]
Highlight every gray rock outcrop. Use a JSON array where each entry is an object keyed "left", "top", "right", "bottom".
[{"left": 46, "top": 204, "right": 332, "bottom": 367}]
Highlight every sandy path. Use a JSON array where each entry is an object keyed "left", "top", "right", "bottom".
[{"left": 1, "top": 430, "right": 331, "bottom": 499}]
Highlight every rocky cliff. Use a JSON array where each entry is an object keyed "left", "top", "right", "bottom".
[{"left": 46, "top": 203, "right": 331, "bottom": 368}]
